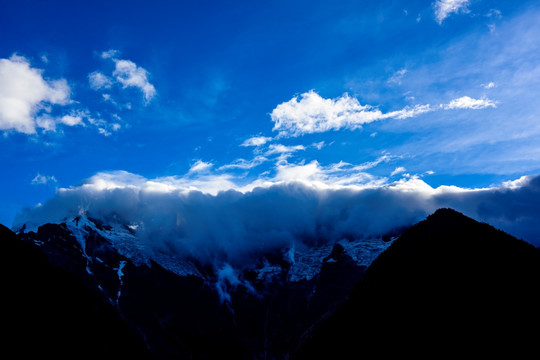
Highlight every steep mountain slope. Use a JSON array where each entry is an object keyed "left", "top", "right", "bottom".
[
  {"left": 0, "top": 224, "right": 151, "bottom": 358},
  {"left": 6, "top": 208, "right": 540, "bottom": 358},
  {"left": 296, "top": 208, "right": 540, "bottom": 358},
  {"left": 10, "top": 215, "right": 385, "bottom": 358}
]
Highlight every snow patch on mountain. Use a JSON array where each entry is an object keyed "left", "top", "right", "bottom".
[{"left": 60, "top": 215, "right": 202, "bottom": 277}]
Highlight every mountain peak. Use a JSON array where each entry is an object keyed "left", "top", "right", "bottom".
[{"left": 297, "top": 208, "right": 540, "bottom": 358}]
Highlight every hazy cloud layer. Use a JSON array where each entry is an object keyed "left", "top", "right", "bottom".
[{"left": 14, "top": 171, "right": 540, "bottom": 270}]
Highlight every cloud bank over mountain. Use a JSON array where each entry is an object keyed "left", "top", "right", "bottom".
[{"left": 14, "top": 171, "right": 540, "bottom": 268}]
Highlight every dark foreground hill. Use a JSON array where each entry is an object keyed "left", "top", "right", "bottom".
[
  {"left": 2, "top": 208, "right": 540, "bottom": 358},
  {"left": 296, "top": 208, "right": 540, "bottom": 358},
  {"left": 0, "top": 224, "right": 151, "bottom": 358}
]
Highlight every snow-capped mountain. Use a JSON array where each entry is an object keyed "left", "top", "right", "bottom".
[
  {"left": 13, "top": 214, "right": 392, "bottom": 359},
  {"left": 6, "top": 209, "right": 540, "bottom": 358}
]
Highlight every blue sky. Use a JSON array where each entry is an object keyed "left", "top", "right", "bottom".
[{"left": 2, "top": 0, "right": 540, "bottom": 230}]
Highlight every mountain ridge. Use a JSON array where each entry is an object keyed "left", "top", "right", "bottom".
[
  {"left": 296, "top": 208, "right": 540, "bottom": 358},
  {"left": 0, "top": 224, "right": 151, "bottom": 358},
  {"left": 2, "top": 208, "right": 540, "bottom": 358},
  {"left": 7, "top": 216, "right": 375, "bottom": 358}
]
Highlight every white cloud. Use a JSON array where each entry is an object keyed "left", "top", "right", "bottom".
[
  {"left": 113, "top": 59, "right": 156, "bottom": 103},
  {"left": 270, "top": 91, "right": 433, "bottom": 138},
  {"left": 444, "top": 96, "right": 497, "bottom": 110},
  {"left": 31, "top": 173, "right": 57, "bottom": 185},
  {"left": 90, "top": 50, "right": 156, "bottom": 104},
  {"left": 271, "top": 91, "right": 382, "bottom": 137},
  {"left": 385, "top": 104, "right": 432, "bottom": 119},
  {"left": 482, "top": 82, "right": 496, "bottom": 89},
  {"left": 15, "top": 170, "right": 540, "bottom": 272},
  {"left": 486, "top": 9, "right": 502, "bottom": 19},
  {"left": 60, "top": 114, "right": 84, "bottom": 126},
  {"left": 388, "top": 68, "right": 408, "bottom": 85},
  {"left": 218, "top": 156, "right": 268, "bottom": 170},
  {"left": 189, "top": 160, "right": 214, "bottom": 173},
  {"left": 265, "top": 144, "right": 306, "bottom": 156},
  {"left": 391, "top": 167, "right": 407, "bottom": 176},
  {"left": 269, "top": 91, "right": 499, "bottom": 138},
  {"left": 101, "top": 49, "right": 121, "bottom": 59},
  {"left": 35, "top": 114, "right": 58, "bottom": 132},
  {"left": 241, "top": 136, "right": 273, "bottom": 147},
  {"left": 0, "top": 55, "right": 71, "bottom": 134},
  {"left": 433, "top": 0, "right": 470, "bottom": 24},
  {"left": 81, "top": 112, "right": 123, "bottom": 136},
  {"left": 88, "top": 71, "right": 113, "bottom": 90}
]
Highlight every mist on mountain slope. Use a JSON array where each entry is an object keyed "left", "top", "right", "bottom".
[{"left": 13, "top": 171, "right": 540, "bottom": 269}]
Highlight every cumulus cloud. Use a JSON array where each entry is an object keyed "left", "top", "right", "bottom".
[
  {"left": 0, "top": 54, "right": 120, "bottom": 136},
  {"left": 270, "top": 91, "right": 499, "bottom": 138},
  {"left": 444, "top": 96, "right": 497, "bottom": 110},
  {"left": 113, "top": 59, "right": 156, "bottom": 103},
  {"left": 271, "top": 91, "right": 385, "bottom": 137},
  {"left": 270, "top": 91, "right": 435, "bottom": 138},
  {"left": 0, "top": 55, "right": 71, "bottom": 134},
  {"left": 90, "top": 50, "right": 156, "bottom": 104},
  {"left": 433, "top": 0, "right": 470, "bottom": 24}
]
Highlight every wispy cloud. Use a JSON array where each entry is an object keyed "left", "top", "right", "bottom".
[
  {"left": 90, "top": 50, "right": 156, "bottom": 104},
  {"left": 189, "top": 160, "right": 214, "bottom": 173},
  {"left": 433, "top": 0, "right": 470, "bottom": 24},
  {"left": 264, "top": 144, "right": 306, "bottom": 156},
  {"left": 391, "top": 166, "right": 407, "bottom": 176},
  {"left": 218, "top": 156, "right": 268, "bottom": 170},
  {"left": 387, "top": 68, "right": 408, "bottom": 85},
  {"left": 241, "top": 136, "right": 273, "bottom": 147},
  {"left": 31, "top": 173, "right": 57, "bottom": 185}
]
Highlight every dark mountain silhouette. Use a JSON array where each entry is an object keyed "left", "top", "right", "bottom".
[
  {"left": 5, "top": 219, "right": 369, "bottom": 358},
  {"left": 3, "top": 208, "right": 540, "bottom": 358},
  {"left": 296, "top": 208, "right": 540, "bottom": 358},
  {"left": 0, "top": 224, "right": 151, "bottom": 358}
]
